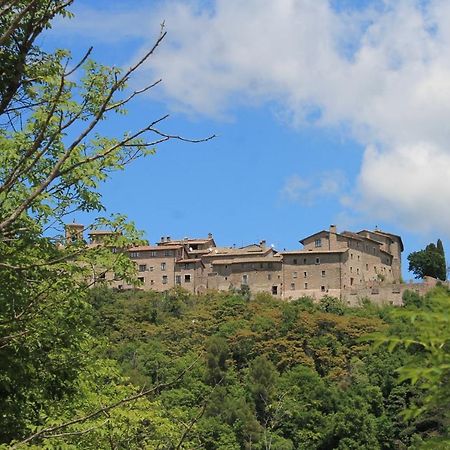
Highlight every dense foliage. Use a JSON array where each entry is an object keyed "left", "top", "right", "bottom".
[
  {"left": 408, "top": 241, "right": 447, "bottom": 281},
  {"left": 4, "top": 286, "right": 439, "bottom": 449}
]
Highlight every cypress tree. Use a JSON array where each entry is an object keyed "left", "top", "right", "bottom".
[{"left": 436, "top": 239, "right": 447, "bottom": 280}]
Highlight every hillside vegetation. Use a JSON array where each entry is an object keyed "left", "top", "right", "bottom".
[{"left": 6, "top": 287, "right": 447, "bottom": 449}]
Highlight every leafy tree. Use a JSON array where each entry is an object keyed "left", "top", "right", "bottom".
[
  {"left": 370, "top": 287, "right": 450, "bottom": 447},
  {"left": 205, "top": 335, "right": 229, "bottom": 385},
  {"left": 437, "top": 238, "right": 447, "bottom": 280},
  {"left": 408, "top": 242, "right": 446, "bottom": 280},
  {"left": 0, "top": 1, "right": 211, "bottom": 446}
]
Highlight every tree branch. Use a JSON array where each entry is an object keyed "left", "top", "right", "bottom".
[{"left": 13, "top": 355, "right": 202, "bottom": 448}]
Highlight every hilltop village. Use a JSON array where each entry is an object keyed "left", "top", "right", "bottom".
[{"left": 66, "top": 223, "right": 419, "bottom": 305}]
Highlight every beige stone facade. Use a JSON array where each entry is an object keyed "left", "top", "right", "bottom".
[{"left": 68, "top": 223, "right": 406, "bottom": 302}]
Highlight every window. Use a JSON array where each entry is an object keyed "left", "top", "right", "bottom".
[
  {"left": 162, "top": 275, "right": 168, "bottom": 284},
  {"left": 268, "top": 262, "right": 273, "bottom": 269},
  {"left": 293, "top": 271, "right": 298, "bottom": 279},
  {"left": 260, "top": 263, "right": 264, "bottom": 269},
  {"left": 373, "top": 247, "right": 376, "bottom": 254},
  {"left": 357, "top": 255, "right": 360, "bottom": 261},
  {"left": 321, "top": 285, "right": 326, "bottom": 292},
  {"left": 315, "top": 257, "right": 320, "bottom": 265},
  {"left": 321, "top": 270, "right": 326, "bottom": 277},
  {"left": 366, "top": 264, "right": 369, "bottom": 271},
  {"left": 149, "top": 266, "right": 154, "bottom": 271},
  {"left": 304, "top": 271, "right": 307, "bottom": 278},
  {"left": 290, "top": 283, "right": 295, "bottom": 290},
  {"left": 351, "top": 253, "right": 353, "bottom": 259},
  {"left": 138, "top": 264, "right": 147, "bottom": 272},
  {"left": 184, "top": 263, "right": 190, "bottom": 270},
  {"left": 350, "top": 277, "right": 354, "bottom": 286},
  {"left": 293, "top": 258, "right": 298, "bottom": 265},
  {"left": 304, "top": 282, "right": 308, "bottom": 289},
  {"left": 150, "top": 251, "right": 157, "bottom": 257},
  {"left": 175, "top": 275, "right": 181, "bottom": 285},
  {"left": 150, "top": 280, "right": 154, "bottom": 285},
  {"left": 138, "top": 276, "right": 144, "bottom": 283},
  {"left": 267, "top": 274, "right": 272, "bottom": 281},
  {"left": 356, "top": 268, "right": 359, "bottom": 274},
  {"left": 184, "top": 274, "right": 191, "bottom": 283},
  {"left": 315, "top": 238, "right": 322, "bottom": 248},
  {"left": 272, "top": 286, "right": 278, "bottom": 295},
  {"left": 303, "top": 258, "right": 307, "bottom": 264},
  {"left": 130, "top": 252, "right": 139, "bottom": 258},
  {"left": 165, "top": 250, "right": 171, "bottom": 257},
  {"left": 161, "top": 262, "right": 166, "bottom": 271},
  {"left": 242, "top": 274, "right": 248, "bottom": 285},
  {"left": 111, "top": 247, "right": 117, "bottom": 254}
]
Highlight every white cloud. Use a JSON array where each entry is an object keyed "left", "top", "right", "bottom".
[
  {"left": 53, "top": 0, "right": 450, "bottom": 235},
  {"left": 281, "top": 170, "right": 347, "bottom": 206}
]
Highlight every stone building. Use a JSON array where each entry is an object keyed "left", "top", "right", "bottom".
[{"left": 66, "top": 223, "right": 404, "bottom": 302}]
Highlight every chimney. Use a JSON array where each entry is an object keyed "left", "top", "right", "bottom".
[
  {"left": 208, "top": 232, "right": 213, "bottom": 239},
  {"left": 259, "top": 239, "right": 266, "bottom": 248},
  {"left": 329, "top": 224, "right": 337, "bottom": 250},
  {"left": 161, "top": 236, "right": 165, "bottom": 243},
  {"left": 166, "top": 236, "right": 171, "bottom": 242}
]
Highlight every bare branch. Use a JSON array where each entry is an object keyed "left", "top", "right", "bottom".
[
  {"left": 105, "top": 79, "right": 162, "bottom": 112},
  {"left": 64, "top": 46, "right": 93, "bottom": 77}
]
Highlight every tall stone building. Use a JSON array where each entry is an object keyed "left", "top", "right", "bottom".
[{"left": 67, "top": 224, "right": 403, "bottom": 301}]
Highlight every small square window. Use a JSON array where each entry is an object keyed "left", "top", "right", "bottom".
[
  {"left": 293, "top": 258, "right": 298, "bottom": 265},
  {"left": 138, "top": 264, "right": 147, "bottom": 272},
  {"left": 138, "top": 276, "right": 144, "bottom": 283},
  {"left": 293, "top": 271, "right": 298, "bottom": 279},
  {"left": 162, "top": 275, "right": 168, "bottom": 284},
  {"left": 315, "top": 257, "right": 320, "bottom": 265},
  {"left": 242, "top": 274, "right": 248, "bottom": 285},
  {"left": 321, "top": 285, "right": 326, "bottom": 292},
  {"left": 304, "top": 282, "right": 308, "bottom": 289},
  {"left": 321, "top": 270, "right": 326, "bottom": 277},
  {"left": 184, "top": 274, "right": 191, "bottom": 283},
  {"left": 267, "top": 274, "right": 272, "bottom": 280},
  {"left": 290, "top": 283, "right": 295, "bottom": 290}
]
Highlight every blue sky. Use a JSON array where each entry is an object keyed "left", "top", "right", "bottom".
[{"left": 44, "top": 0, "right": 450, "bottom": 280}]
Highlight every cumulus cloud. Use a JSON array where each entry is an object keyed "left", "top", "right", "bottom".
[{"left": 54, "top": 0, "right": 450, "bottom": 235}]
